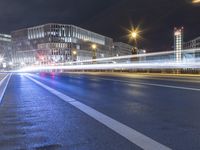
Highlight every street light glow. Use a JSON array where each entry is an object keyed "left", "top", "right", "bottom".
[
  {"left": 128, "top": 26, "right": 141, "bottom": 40},
  {"left": 192, "top": 0, "right": 200, "bottom": 3},
  {"left": 131, "top": 31, "right": 138, "bottom": 39},
  {"left": 91, "top": 44, "right": 97, "bottom": 50},
  {"left": 72, "top": 50, "right": 77, "bottom": 55},
  {"left": 128, "top": 26, "right": 142, "bottom": 48}
]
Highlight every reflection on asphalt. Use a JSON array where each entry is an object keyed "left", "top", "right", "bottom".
[
  {"left": 0, "top": 74, "right": 141, "bottom": 150},
  {"left": 29, "top": 73, "right": 200, "bottom": 150}
]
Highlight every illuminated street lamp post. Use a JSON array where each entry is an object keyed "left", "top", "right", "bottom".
[
  {"left": 130, "top": 29, "right": 139, "bottom": 49},
  {"left": 91, "top": 44, "right": 97, "bottom": 60},
  {"left": 129, "top": 28, "right": 140, "bottom": 62},
  {"left": 72, "top": 50, "right": 77, "bottom": 61},
  {"left": 130, "top": 27, "right": 141, "bottom": 57}
]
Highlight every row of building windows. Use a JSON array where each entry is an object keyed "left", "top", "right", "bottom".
[
  {"left": 184, "top": 37, "right": 200, "bottom": 49},
  {"left": 28, "top": 26, "right": 45, "bottom": 40},
  {"left": 0, "top": 34, "right": 11, "bottom": 42},
  {"left": 27, "top": 24, "right": 106, "bottom": 45},
  {"left": 38, "top": 43, "right": 70, "bottom": 49}
]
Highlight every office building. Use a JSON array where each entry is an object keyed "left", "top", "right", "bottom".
[
  {"left": 184, "top": 36, "right": 200, "bottom": 60},
  {"left": 184, "top": 36, "right": 200, "bottom": 49},
  {"left": 0, "top": 34, "right": 12, "bottom": 63},
  {"left": 11, "top": 23, "right": 113, "bottom": 65},
  {"left": 113, "top": 42, "right": 133, "bottom": 56}
]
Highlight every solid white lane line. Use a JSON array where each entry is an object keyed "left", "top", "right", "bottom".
[
  {"left": 0, "top": 74, "right": 12, "bottom": 103},
  {"left": 91, "top": 77, "right": 200, "bottom": 91},
  {"left": 26, "top": 75, "right": 171, "bottom": 150}
]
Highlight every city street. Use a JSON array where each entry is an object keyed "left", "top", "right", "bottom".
[
  {"left": 0, "top": 0, "right": 199, "bottom": 149},
  {"left": 0, "top": 73, "right": 200, "bottom": 150}
]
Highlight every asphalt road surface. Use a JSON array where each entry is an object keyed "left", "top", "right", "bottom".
[{"left": 0, "top": 73, "right": 200, "bottom": 150}]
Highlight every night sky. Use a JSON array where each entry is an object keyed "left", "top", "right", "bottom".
[{"left": 0, "top": 0, "right": 199, "bottom": 51}]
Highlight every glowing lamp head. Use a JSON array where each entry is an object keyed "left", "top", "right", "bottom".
[
  {"left": 91, "top": 44, "right": 97, "bottom": 50},
  {"left": 131, "top": 32, "right": 138, "bottom": 39},
  {"left": 72, "top": 51, "right": 77, "bottom": 55}
]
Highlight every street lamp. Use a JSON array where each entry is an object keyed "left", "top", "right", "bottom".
[
  {"left": 91, "top": 44, "right": 97, "bottom": 50},
  {"left": 131, "top": 31, "right": 138, "bottom": 40},
  {"left": 130, "top": 28, "right": 140, "bottom": 48},
  {"left": 91, "top": 44, "right": 97, "bottom": 59},
  {"left": 72, "top": 50, "right": 77, "bottom": 55},
  {"left": 129, "top": 28, "right": 140, "bottom": 57},
  {"left": 72, "top": 50, "right": 77, "bottom": 61}
]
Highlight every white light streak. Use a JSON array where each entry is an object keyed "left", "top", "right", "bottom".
[
  {"left": 17, "top": 48, "right": 200, "bottom": 72},
  {"left": 59, "top": 48, "right": 200, "bottom": 65},
  {"left": 18, "top": 62, "right": 200, "bottom": 72}
]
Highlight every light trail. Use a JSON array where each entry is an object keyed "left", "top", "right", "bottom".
[
  {"left": 19, "top": 61, "right": 200, "bottom": 72},
  {"left": 17, "top": 48, "right": 200, "bottom": 72},
  {"left": 60, "top": 48, "right": 200, "bottom": 65}
]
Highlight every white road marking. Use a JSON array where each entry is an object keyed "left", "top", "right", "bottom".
[
  {"left": 26, "top": 75, "right": 171, "bottom": 150},
  {"left": 89, "top": 77, "right": 200, "bottom": 92},
  {"left": 0, "top": 74, "right": 12, "bottom": 103}
]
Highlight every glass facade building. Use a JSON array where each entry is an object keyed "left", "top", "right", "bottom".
[
  {"left": 113, "top": 42, "right": 133, "bottom": 56},
  {"left": 184, "top": 36, "right": 200, "bottom": 49},
  {"left": 184, "top": 36, "right": 200, "bottom": 59},
  {"left": 11, "top": 23, "right": 113, "bottom": 65},
  {"left": 0, "top": 34, "right": 12, "bottom": 62}
]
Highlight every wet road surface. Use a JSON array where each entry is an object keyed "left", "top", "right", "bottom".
[{"left": 1, "top": 73, "right": 200, "bottom": 150}]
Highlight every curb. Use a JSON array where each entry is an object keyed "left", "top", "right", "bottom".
[{"left": 0, "top": 74, "right": 12, "bottom": 103}]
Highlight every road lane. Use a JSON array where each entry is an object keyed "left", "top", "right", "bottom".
[
  {"left": 68, "top": 73, "right": 200, "bottom": 90},
  {"left": 27, "top": 75, "right": 171, "bottom": 150},
  {"left": 0, "top": 74, "right": 141, "bottom": 150},
  {"left": 29, "top": 73, "right": 200, "bottom": 150},
  {"left": 68, "top": 72, "right": 200, "bottom": 84}
]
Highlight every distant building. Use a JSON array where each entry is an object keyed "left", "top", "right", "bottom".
[
  {"left": 184, "top": 36, "right": 200, "bottom": 49},
  {"left": 113, "top": 42, "right": 133, "bottom": 56},
  {"left": 174, "top": 27, "right": 184, "bottom": 62},
  {"left": 0, "top": 34, "right": 12, "bottom": 63},
  {"left": 11, "top": 23, "right": 113, "bottom": 65},
  {"left": 184, "top": 36, "right": 200, "bottom": 60},
  {"left": 137, "top": 49, "right": 147, "bottom": 62}
]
